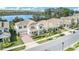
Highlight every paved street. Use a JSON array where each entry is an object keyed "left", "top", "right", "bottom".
[{"left": 26, "top": 30, "right": 79, "bottom": 51}]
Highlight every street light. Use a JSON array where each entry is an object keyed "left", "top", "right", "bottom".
[{"left": 62, "top": 42, "right": 64, "bottom": 51}]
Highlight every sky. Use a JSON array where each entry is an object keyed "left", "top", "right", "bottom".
[
  {"left": 0, "top": 0, "right": 79, "bottom": 11},
  {"left": 0, "top": 0, "right": 79, "bottom": 7},
  {"left": 0, "top": 7, "right": 79, "bottom": 11}
]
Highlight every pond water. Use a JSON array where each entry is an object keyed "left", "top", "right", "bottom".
[{"left": 0, "top": 15, "right": 33, "bottom": 21}]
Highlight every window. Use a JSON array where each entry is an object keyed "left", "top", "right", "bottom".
[
  {"left": 0, "top": 30, "right": 2, "bottom": 32},
  {"left": 64, "top": 24, "right": 66, "bottom": 27},
  {"left": 40, "top": 26, "right": 43, "bottom": 29},
  {"left": 31, "top": 26, "right": 35, "bottom": 29},
  {"left": 4, "top": 28, "right": 8, "bottom": 32},
  {"left": 24, "top": 25, "right": 27, "bottom": 28},
  {"left": 19, "top": 26, "right": 22, "bottom": 29},
  {"left": 39, "top": 24, "right": 44, "bottom": 29},
  {"left": 0, "top": 30, "right": 2, "bottom": 35}
]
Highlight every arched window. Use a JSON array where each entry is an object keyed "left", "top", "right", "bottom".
[
  {"left": 4, "top": 28, "right": 8, "bottom": 32},
  {"left": 39, "top": 24, "right": 44, "bottom": 29},
  {"left": 24, "top": 25, "right": 27, "bottom": 28},
  {"left": 30, "top": 26, "right": 35, "bottom": 29},
  {"left": 19, "top": 26, "right": 22, "bottom": 29}
]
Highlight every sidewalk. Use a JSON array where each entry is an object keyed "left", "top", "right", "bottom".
[{"left": 2, "top": 41, "right": 39, "bottom": 51}]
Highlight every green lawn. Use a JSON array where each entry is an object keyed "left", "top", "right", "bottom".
[
  {"left": 37, "top": 34, "right": 65, "bottom": 44},
  {"left": 65, "top": 41, "right": 79, "bottom": 51},
  {"left": 0, "top": 36, "right": 24, "bottom": 50},
  {"left": 32, "top": 31, "right": 61, "bottom": 41},
  {"left": 8, "top": 46, "right": 25, "bottom": 51},
  {"left": 37, "top": 38, "right": 53, "bottom": 44},
  {"left": 74, "top": 42, "right": 79, "bottom": 48},
  {"left": 0, "top": 22, "right": 25, "bottom": 50},
  {"left": 11, "top": 36, "right": 24, "bottom": 47},
  {"left": 65, "top": 47, "right": 75, "bottom": 51},
  {"left": 32, "top": 29, "right": 66, "bottom": 44}
]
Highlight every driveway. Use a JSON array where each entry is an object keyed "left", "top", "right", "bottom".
[{"left": 20, "top": 34, "right": 39, "bottom": 49}]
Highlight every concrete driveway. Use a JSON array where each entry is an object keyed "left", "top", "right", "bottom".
[{"left": 20, "top": 34, "right": 39, "bottom": 49}]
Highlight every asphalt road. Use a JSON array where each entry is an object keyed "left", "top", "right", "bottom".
[{"left": 26, "top": 30, "right": 79, "bottom": 51}]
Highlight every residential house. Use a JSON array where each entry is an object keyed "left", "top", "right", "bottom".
[
  {"left": 14, "top": 18, "right": 64, "bottom": 36},
  {"left": 61, "top": 16, "right": 74, "bottom": 28},
  {"left": 14, "top": 20, "right": 37, "bottom": 36},
  {"left": 35, "top": 18, "right": 64, "bottom": 35},
  {"left": 61, "top": 13, "right": 79, "bottom": 29},
  {"left": 0, "top": 20, "right": 10, "bottom": 43}
]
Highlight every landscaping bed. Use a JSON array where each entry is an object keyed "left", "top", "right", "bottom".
[
  {"left": 65, "top": 47, "right": 75, "bottom": 51},
  {"left": 37, "top": 33, "right": 65, "bottom": 44},
  {"left": 32, "top": 31, "right": 61, "bottom": 41},
  {"left": 73, "top": 42, "right": 79, "bottom": 48},
  {"left": 8, "top": 46, "right": 25, "bottom": 51},
  {"left": 37, "top": 38, "right": 53, "bottom": 44},
  {"left": 65, "top": 41, "right": 79, "bottom": 51},
  {"left": 11, "top": 36, "right": 24, "bottom": 47},
  {"left": 0, "top": 36, "right": 24, "bottom": 50}
]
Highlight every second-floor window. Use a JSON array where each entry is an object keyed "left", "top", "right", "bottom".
[
  {"left": 19, "top": 26, "right": 22, "bottom": 29},
  {"left": 0, "top": 30, "right": 2, "bottom": 35},
  {"left": 31, "top": 26, "right": 35, "bottom": 29},
  {"left": 40, "top": 26, "right": 43, "bottom": 29},
  {"left": 39, "top": 24, "right": 44, "bottom": 29},
  {"left": 4, "top": 28, "right": 8, "bottom": 32},
  {"left": 24, "top": 25, "right": 27, "bottom": 28}
]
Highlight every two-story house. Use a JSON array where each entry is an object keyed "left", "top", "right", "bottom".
[{"left": 0, "top": 20, "right": 11, "bottom": 43}]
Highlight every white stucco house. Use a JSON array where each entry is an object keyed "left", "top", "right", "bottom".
[
  {"left": 14, "top": 18, "right": 64, "bottom": 36},
  {"left": 0, "top": 20, "right": 11, "bottom": 43},
  {"left": 61, "top": 14, "right": 79, "bottom": 29},
  {"left": 14, "top": 20, "right": 37, "bottom": 36}
]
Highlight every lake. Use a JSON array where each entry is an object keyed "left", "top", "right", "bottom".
[{"left": 0, "top": 15, "right": 33, "bottom": 21}]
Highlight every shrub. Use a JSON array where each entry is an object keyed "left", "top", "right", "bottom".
[
  {"left": 65, "top": 47, "right": 75, "bottom": 51},
  {"left": 74, "top": 42, "right": 79, "bottom": 48},
  {"left": 48, "top": 38, "right": 53, "bottom": 40},
  {"left": 60, "top": 34, "right": 65, "bottom": 36},
  {"left": 3, "top": 43, "right": 13, "bottom": 48}
]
